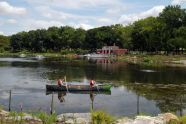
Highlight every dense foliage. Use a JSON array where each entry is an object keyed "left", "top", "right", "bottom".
[
  {"left": 0, "top": 5, "right": 186, "bottom": 54},
  {"left": 0, "top": 35, "right": 10, "bottom": 52}
]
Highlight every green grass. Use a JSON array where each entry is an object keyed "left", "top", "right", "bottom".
[
  {"left": 0, "top": 110, "right": 57, "bottom": 124},
  {"left": 91, "top": 110, "right": 115, "bottom": 124},
  {"left": 117, "top": 54, "right": 186, "bottom": 67},
  {"left": 7, "top": 111, "right": 25, "bottom": 124},
  {"left": 0, "top": 48, "right": 89, "bottom": 58},
  {"left": 179, "top": 115, "right": 186, "bottom": 124},
  {"left": 35, "top": 111, "right": 57, "bottom": 124}
]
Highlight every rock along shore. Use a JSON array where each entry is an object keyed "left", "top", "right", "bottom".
[{"left": 0, "top": 110, "right": 180, "bottom": 124}]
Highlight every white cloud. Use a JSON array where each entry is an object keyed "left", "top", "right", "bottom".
[
  {"left": 22, "top": 18, "right": 94, "bottom": 31},
  {"left": 36, "top": 6, "right": 98, "bottom": 25},
  {"left": 119, "top": 5, "right": 165, "bottom": 25},
  {"left": 0, "top": 1, "right": 26, "bottom": 15},
  {"left": 74, "top": 23, "right": 93, "bottom": 30},
  {"left": 24, "top": 20, "right": 64, "bottom": 31},
  {"left": 27, "top": 0, "right": 122, "bottom": 9},
  {"left": 0, "top": 31, "right": 4, "bottom": 35},
  {"left": 7, "top": 19, "right": 17, "bottom": 24},
  {"left": 98, "top": 18, "right": 113, "bottom": 24},
  {"left": 37, "top": 6, "right": 82, "bottom": 21},
  {"left": 172, "top": 0, "right": 186, "bottom": 4}
]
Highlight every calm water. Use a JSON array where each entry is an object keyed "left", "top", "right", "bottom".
[{"left": 0, "top": 57, "right": 186, "bottom": 116}]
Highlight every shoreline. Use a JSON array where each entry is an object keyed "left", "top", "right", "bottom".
[
  {"left": 0, "top": 52, "right": 186, "bottom": 67},
  {"left": 0, "top": 109, "right": 185, "bottom": 124},
  {"left": 117, "top": 54, "right": 186, "bottom": 67}
]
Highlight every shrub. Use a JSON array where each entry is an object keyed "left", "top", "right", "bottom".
[
  {"left": 143, "top": 57, "right": 151, "bottom": 63},
  {"left": 91, "top": 110, "right": 114, "bottom": 124},
  {"left": 36, "top": 111, "right": 57, "bottom": 124},
  {"left": 180, "top": 115, "right": 186, "bottom": 124}
]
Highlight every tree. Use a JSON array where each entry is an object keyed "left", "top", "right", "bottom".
[
  {"left": 0, "top": 35, "right": 10, "bottom": 52},
  {"left": 131, "top": 17, "right": 163, "bottom": 52},
  {"left": 72, "top": 28, "right": 86, "bottom": 49},
  {"left": 111, "top": 24, "right": 133, "bottom": 49}
]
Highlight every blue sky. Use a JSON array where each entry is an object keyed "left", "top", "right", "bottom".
[{"left": 0, "top": 0, "right": 186, "bottom": 35}]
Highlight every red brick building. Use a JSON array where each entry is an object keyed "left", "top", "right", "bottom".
[{"left": 97, "top": 46, "right": 128, "bottom": 55}]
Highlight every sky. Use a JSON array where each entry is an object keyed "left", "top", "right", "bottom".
[{"left": 0, "top": 0, "right": 186, "bottom": 36}]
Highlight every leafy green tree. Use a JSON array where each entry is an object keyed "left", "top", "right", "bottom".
[
  {"left": 0, "top": 35, "right": 10, "bottom": 52},
  {"left": 131, "top": 17, "right": 163, "bottom": 52},
  {"left": 72, "top": 28, "right": 86, "bottom": 49},
  {"left": 8, "top": 5, "right": 186, "bottom": 54},
  {"left": 59, "top": 26, "right": 76, "bottom": 49},
  {"left": 10, "top": 33, "right": 23, "bottom": 51},
  {"left": 111, "top": 24, "right": 133, "bottom": 49}
]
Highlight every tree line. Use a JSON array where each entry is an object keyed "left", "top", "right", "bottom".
[{"left": 0, "top": 5, "right": 186, "bottom": 54}]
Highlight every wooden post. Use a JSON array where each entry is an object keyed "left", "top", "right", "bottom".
[
  {"left": 50, "top": 92, "right": 54, "bottom": 114},
  {"left": 137, "top": 95, "right": 139, "bottom": 115},
  {"left": 64, "top": 76, "right": 66, "bottom": 83},
  {"left": 64, "top": 76, "right": 69, "bottom": 92},
  {"left": 8, "top": 90, "right": 12, "bottom": 111},
  {"left": 90, "top": 92, "right": 94, "bottom": 111},
  {"left": 180, "top": 95, "right": 183, "bottom": 116}
]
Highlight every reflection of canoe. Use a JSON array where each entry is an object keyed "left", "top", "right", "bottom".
[
  {"left": 46, "top": 90, "right": 111, "bottom": 95},
  {"left": 46, "top": 84, "right": 112, "bottom": 91}
]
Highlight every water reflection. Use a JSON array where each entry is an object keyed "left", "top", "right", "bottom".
[
  {"left": 46, "top": 90, "right": 111, "bottom": 112},
  {"left": 87, "top": 58, "right": 128, "bottom": 72},
  {"left": 44, "top": 57, "right": 186, "bottom": 84},
  {"left": 0, "top": 57, "right": 186, "bottom": 116},
  {"left": 125, "top": 83, "right": 186, "bottom": 116}
]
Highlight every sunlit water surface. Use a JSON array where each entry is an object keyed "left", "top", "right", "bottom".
[{"left": 0, "top": 57, "right": 186, "bottom": 116}]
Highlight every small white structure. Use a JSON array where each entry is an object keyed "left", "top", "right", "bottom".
[
  {"left": 35, "top": 55, "right": 45, "bottom": 60},
  {"left": 84, "top": 53, "right": 109, "bottom": 58},
  {"left": 19, "top": 54, "right": 26, "bottom": 58}
]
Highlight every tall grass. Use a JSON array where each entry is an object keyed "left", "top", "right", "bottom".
[
  {"left": 179, "top": 115, "right": 186, "bottom": 124},
  {"left": 35, "top": 111, "right": 57, "bottom": 124},
  {"left": 7, "top": 111, "right": 25, "bottom": 124},
  {"left": 91, "top": 110, "right": 114, "bottom": 124}
]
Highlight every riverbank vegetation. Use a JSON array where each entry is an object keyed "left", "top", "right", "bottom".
[
  {"left": 91, "top": 110, "right": 115, "bottom": 124},
  {"left": 0, "top": 5, "right": 185, "bottom": 55},
  {"left": 117, "top": 54, "right": 186, "bottom": 66},
  {"left": 1, "top": 109, "right": 186, "bottom": 124}
]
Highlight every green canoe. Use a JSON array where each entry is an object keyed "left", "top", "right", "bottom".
[{"left": 46, "top": 83, "right": 112, "bottom": 91}]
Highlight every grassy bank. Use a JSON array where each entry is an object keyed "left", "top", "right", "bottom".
[
  {"left": 0, "top": 51, "right": 77, "bottom": 58},
  {"left": 117, "top": 54, "right": 186, "bottom": 67},
  {"left": 1, "top": 108, "right": 186, "bottom": 124},
  {"left": 0, "top": 51, "right": 186, "bottom": 67},
  {"left": 0, "top": 49, "right": 88, "bottom": 58}
]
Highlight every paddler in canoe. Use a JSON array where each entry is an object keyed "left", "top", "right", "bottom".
[
  {"left": 57, "top": 78, "right": 64, "bottom": 86},
  {"left": 90, "top": 79, "right": 96, "bottom": 88},
  {"left": 58, "top": 78, "right": 96, "bottom": 88},
  {"left": 46, "top": 77, "right": 112, "bottom": 91}
]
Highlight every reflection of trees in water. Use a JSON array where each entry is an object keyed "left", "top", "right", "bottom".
[
  {"left": 44, "top": 58, "right": 186, "bottom": 84},
  {"left": 44, "top": 58, "right": 186, "bottom": 114},
  {"left": 125, "top": 83, "right": 186, "bottom": 115},
  {"left": 1, "top": 57, "right": 185, "bottom": 84},
  {"left": 53, "top": 91, "right": 111, "bottom": 111}
]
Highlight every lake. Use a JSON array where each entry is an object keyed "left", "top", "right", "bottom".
[{"left": 0, "top": 57, "right": 186, "bottom": 117}]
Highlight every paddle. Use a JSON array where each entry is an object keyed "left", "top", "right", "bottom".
[
  {"left": 94, "top": 80, "right": 100, "bottom": 92},
  {"left": 64, "top": 76, "right": 69, "bottom": 92}
]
